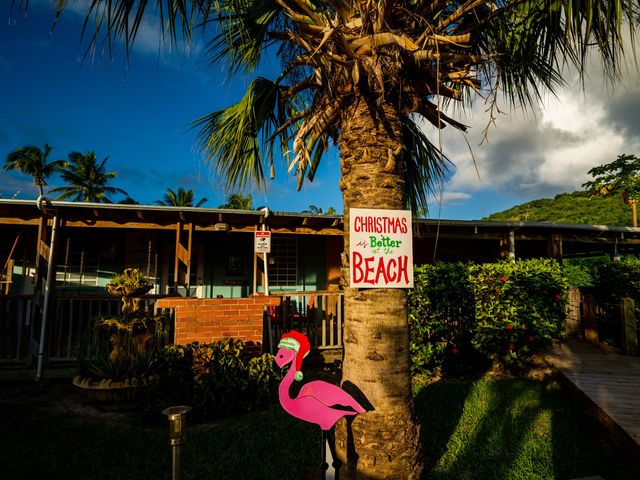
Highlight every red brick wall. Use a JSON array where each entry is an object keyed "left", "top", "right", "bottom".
[{"left": 156, "top": 296, "right": 281, "bottom": 347}]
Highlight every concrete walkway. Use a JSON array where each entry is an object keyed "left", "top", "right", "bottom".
[{"left": 542, "top": 340, "right": 640, "bottom": 464}]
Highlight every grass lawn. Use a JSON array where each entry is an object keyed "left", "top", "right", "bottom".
[{"left": 1, "top": 376, "right": 638, "bottom": 480}]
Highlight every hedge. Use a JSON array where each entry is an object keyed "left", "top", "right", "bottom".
[{"left": 408, "top": 259, "right": 567, "bottom": 375}]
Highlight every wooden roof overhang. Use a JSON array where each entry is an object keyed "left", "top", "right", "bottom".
[
  {"left": 0, "top": 200, "right": 344, "bottom": 236},
  {"left": 2, "top": 199, "right": 640, "bottom": 257},
  {"left": 413, "top": 219, "right": 640, "bottom": 257}
]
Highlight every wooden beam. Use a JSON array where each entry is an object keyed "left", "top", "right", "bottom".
[{"left": 173, "top": 222, "right": 193, "bottom": 294}]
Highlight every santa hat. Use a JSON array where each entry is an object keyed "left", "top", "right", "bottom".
[{"left": 277, "top": 330, "right": 310, "bottom": 381}]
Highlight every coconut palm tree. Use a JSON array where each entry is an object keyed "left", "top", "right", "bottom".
[
  {"left": 4, "top": 144, "right": 65, "bottom": 197},
  {"left": 48, "top": 1, "right": 637, "bottom": 477},
  {"left": 218, "top": 192, "right": 253, "bottom": 209},
  {"left": 303, "top": 205, "right": 338, "bottom": 214},
  {"left": 49, "top": 151, "right": 128, "bottom": 203},
  {"left": 155, "top": 187, "right": 208, "bottom": 207}
]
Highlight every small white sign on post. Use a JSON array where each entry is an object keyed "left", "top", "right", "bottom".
[
  {"left": 349, "top": 208, "right": 413, "bottom": 288},
  {"left": 255, "top": 230, "right": 271, "bottom": 253}
]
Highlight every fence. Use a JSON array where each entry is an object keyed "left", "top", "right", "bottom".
[
  {"left": 268, "top": 292, "right": 344, "bottom": 350},
  {"left": 0, "top": 294, "right": 169, "bottom": 369}
]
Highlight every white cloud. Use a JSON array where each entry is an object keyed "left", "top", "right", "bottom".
[
  {"left": 429, "top": 191, "right": 472, "bottom": 205},
  {"left": 426, "top": 51, "right": 640, "bottom": 205}
]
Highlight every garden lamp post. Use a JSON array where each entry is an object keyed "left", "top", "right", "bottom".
[{"left": 162, "top": 405, "right": 192, "bottom": 480}]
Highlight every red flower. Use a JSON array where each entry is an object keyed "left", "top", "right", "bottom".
[
  {"left": 452, "top": 347, "right": 460, "bottom": 355},
  {"left": 528, "top": 336, "right": 536, "bottom": 343},
  {"left": 506, "top": 325, "right": 513, "bottom": 330},
  {"left": 500, "top": 276, "right": 508, "bottom": 282},
  {"left": 508, "top": 343, "right": 515, "bottom": 351},
  {"left": 554, "top": 294, "right": 562, "bottom": 301}
]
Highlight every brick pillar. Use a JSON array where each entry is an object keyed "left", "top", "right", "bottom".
[{"left": 156, "top": 296, "right": 281, "bottom": 348}]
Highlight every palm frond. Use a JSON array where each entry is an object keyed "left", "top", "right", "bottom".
[
  {"left": 207, "top": 0, "right": 281, "bottom": 75},
  {"left": 402, "top": 118, "right": 453, "bottom": 215},
  {"left": 193, "top": 77, "right": 287, "bottom": 190}
]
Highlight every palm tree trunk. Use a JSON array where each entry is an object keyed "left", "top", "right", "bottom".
[
  {"left": 335, "top": 93, "right": 422, "bottom": 479},
  {"left": 631, "top": 200, "right": 637, "bottom": 228}
]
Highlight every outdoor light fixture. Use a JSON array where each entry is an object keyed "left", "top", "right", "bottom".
[
  {"left": 214, "top": 222, "right": 230, "bottom": 232},
  {"left": 268, "top": 256, "right": 276, "bottom": 265},
  {"left": 163, "top": 405, "right": 192, "bottom": 480}
]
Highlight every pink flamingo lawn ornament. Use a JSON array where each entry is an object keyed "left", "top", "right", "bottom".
[{"left": 275, "top": 330, "right": 366, "bottom": 478}]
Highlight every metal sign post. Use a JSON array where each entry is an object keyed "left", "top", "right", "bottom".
[{"left": 254, "top": 230, "right": 271, "bottom": 295}]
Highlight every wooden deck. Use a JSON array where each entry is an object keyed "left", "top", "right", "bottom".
[{"left": 542, "top": 340, "right": 640, "bottom": 463}]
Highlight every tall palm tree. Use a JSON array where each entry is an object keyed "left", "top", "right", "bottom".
[
  {"left": 303, "top": 204, "right": 337, "bottom": 214},
  {"left": 4, "top": 144, "right": 65, "bottom": 197},
  {"left": 49, "top": 151, "right": 128, "bottom": 203},
  {"left": 155, "top": 187, "right": 208, "bottom": 207},
  {"left": 50, "top": 1, "right": 637, "bottom": 477},
  {"left": 218, "top": 192, "right": 253, "bottom": 209}
]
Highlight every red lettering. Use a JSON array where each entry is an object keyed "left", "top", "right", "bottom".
[
  {"left": 375, "top": 257, "right": 389, "bottom": 284},
  {"left": 364, "top": 256, "right": 375, "bottom": 284},
  {"left": 387, "top": 258, "right": 397, "bottom": 282},
  {"left": 352, "top": 251, "right": 363, "bottom": 283},
  {"left": 398, "top": 255, "right": 409, "bottom": 284}
]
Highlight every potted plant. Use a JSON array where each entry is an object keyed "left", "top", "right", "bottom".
[{"left": 73, "top": 268, "right": 168, "bottom": 403}]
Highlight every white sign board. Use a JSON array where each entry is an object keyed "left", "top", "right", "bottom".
[
  {"left": 349, "top": 208, "right": 413, "bottom": 288},
  {"left": 254, "top": 230, "right": 271, "bottom": 253}
]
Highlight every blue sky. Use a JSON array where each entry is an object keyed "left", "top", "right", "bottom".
[{"left": 2, "top": 3, "right": 639, "bottom": 219}]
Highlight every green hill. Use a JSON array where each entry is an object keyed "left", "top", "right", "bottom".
[{"left": 482, "top": 191, "right": 632, "bottom": 226}]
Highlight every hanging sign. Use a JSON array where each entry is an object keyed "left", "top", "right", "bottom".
[
  {"left": 255, "top": 230, "right": 271, "bottom": 253},
  {"left": 349, "top": 208, "right": 413, "bottom": 288}
]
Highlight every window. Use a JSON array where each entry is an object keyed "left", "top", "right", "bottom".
[{"left": 269, "top": 237, "right": 298, "bottom": 286}]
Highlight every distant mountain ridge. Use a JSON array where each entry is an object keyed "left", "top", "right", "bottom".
[{"left": 482, "top": 191, "right": 632, "bottom": 226}]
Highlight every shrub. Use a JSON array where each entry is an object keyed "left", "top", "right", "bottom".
[
  {"left": 469, "top": 259, "right": 567, "bottom": 365},
  {"left": 562, "top": 256, "right": 610, "bottom": 287},
  {"left": 409, "top": 259, "right": 567, "bottom": 373},
  {"left": 595, "top": 256, "right": 640, "bottom": 301},
  {"left": 408, "top": 263, "right": 477, "bottom": 376},
  {"left": 144, "top": 339, "right": 282, "bottom": 421}
]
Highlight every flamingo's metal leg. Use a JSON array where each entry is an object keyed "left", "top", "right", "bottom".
[
  {"left": 327, "top": 427, "right": 341, "bottom": 479},
  {"left": 321, "top": 429, "right": 329, "bottom": 480}
]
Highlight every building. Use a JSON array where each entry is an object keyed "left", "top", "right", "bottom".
[{"left": 1, "top": 198, "right": 639, "bottom": 374}]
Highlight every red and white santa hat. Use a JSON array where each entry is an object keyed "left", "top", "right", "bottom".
[{"left": 277, "top": 330, "right": 310, "bottom": 381}]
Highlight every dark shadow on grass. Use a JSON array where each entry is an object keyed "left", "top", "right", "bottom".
[
  {"left": 414, "top": 379, "right": 474, "bottom": 476},
  {"left": 417, "top": 379, "right": 548, "bottom": 480}
]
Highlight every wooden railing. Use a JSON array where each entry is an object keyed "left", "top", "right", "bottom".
[
  {"left": 268, "top": 291, "right": 344, "bottom": 350},
  {"left": 0, "top": 294, "right": 169, "bottom": 368}
]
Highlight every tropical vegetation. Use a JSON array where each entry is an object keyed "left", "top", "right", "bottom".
[
  {"left": 38, "top": 0, "right": 639, "bottom": 476},
  {"left": 145, "top": 340, "right": 282, "bottom": 421},
  {"left": 583, "top": 154, "right": 640, "bottom": 227},
  {"left": 218, "top": 192, "right": 253, "bottom": 209},
  {"left": 483, "top": 191, "right": 632, "bottom": 226},
  {"left": 49, "top": 151, "right": 128, "bottom": 203},
  {"left": 3, "top": 144, "right": 65, "bottom": 197},
  {"left": 408, "top": 259, "right": 567, "bottom": 376},
  {"left": 154, "top": 187, "right": 208, "bottom": 207},
  {"left": 303, "top": 205, "right": 337, "bottom": 215}
]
